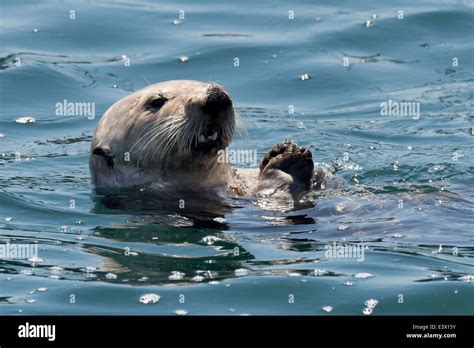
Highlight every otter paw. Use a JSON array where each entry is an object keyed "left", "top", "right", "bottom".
[{"left": 259, "top": 139, "right": 314, "bottom": 184}]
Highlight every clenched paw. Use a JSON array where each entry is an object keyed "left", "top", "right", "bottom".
[{"left": 259, "top": 139, "right": 314, "bottom": 186}]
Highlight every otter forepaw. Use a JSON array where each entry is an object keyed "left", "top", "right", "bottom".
[{"left": 259, "top": 139, "right": 314, "bottom": 186}]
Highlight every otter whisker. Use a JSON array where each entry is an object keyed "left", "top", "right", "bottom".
[
  {"left": 129, "top": 122, "right": 163, "bottom": 155},
  {"left": 234, "top": 112, "right": 247, "bottom": 140},
  {"left": 179, "top": 122, "right": 194, "bottom": 153},
  {"left": 147, "top": 118, "right": 187, "bottom": 163},
  {"left": 138, "top": 118, "right": 185, "bottom": 166},
  {"left": 132, "top": 116, "right": 177, "bottom": 157},
  {"left": 128, "top": 114, "right": 160, "bottom": 152},
  {"left": 151, "top": 127, "right": 180, "bottom": 158}
]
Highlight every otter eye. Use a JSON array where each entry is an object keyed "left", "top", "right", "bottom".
[{"left": 147, "top": 96, "right": 168, "bottom": 110}]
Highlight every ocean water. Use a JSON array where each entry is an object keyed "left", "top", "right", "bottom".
[{"left": 0, "top": 0, "right": 473, "bottom": 315}]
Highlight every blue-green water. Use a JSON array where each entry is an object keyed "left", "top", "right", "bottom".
[{"left": 0, "top": 0, "right": 473, "bottom": 315}]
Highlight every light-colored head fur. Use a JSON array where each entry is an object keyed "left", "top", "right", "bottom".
[{"left": 90, "top": 80, "right": 245, "bottom": 188}]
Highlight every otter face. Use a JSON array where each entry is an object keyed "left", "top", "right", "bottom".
[
  {"left": 131, "top": 81, "right": 237, "bottom": 166},
  {"left": 91, "top": 81, "right": 241, "bottom": 186}
]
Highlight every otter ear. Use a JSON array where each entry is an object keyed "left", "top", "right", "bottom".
[{"left": 92, "top": 146, "right": 114, "bottom": 168}]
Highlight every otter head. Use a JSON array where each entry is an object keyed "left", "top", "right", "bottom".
[{"left": 90, "top": 80, "right": 241, "bottom": 187}]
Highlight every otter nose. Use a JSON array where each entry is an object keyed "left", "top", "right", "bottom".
[{"left": 203, "top": 85, "right": 232, "bottom": 117}]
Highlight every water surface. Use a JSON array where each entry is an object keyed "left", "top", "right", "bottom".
[{"left": 0, "top": 0, "right": 473, "bottom": 315}]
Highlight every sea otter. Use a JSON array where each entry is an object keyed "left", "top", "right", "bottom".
[{"left": 90, "top": 80, "right": 330, "bottom": 205}]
